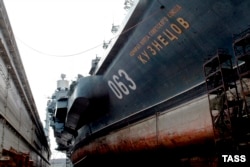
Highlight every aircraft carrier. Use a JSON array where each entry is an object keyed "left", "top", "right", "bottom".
[
  {"left": 46, "top": 0, "right": 250, "bottom": 166},
  {"left": 0, "top": 0, "right": 51, "bottom": 166}
]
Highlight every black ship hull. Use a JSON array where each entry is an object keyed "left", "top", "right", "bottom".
[{"left": 47, "top": 0, "right": 250, "bottom": 166}]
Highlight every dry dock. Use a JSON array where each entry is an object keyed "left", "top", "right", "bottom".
[{"left": 0, "top": 0, "right": 51, "bottom": 166}]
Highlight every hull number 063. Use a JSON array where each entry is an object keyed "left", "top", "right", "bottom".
[{"left": 108, "top": 69, "right": 136, "bottom": 99}]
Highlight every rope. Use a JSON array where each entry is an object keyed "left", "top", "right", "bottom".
[{"left": 16, "top": 4, "right": 164, "bottom": 58}]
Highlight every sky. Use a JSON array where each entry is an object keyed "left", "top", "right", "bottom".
[{"left": 3, "top": 0, "right": 127, "bottom": 159}]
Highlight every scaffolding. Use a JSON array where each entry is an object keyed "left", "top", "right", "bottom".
[
  {"left": 233, "top": 27, "right": 250, "bottom": 115},
  {"left": 203, "top": 27, "right": 250, "bottom": 154},
  {"left": 203, "top": 49, "right": 239, "bottom": 145}
]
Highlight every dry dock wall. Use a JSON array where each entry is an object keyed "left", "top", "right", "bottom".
[{"left": 0, "top": 0, "right": 51, "bottom": 166}]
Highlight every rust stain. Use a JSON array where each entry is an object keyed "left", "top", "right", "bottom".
[
  {"left": 71, "top": 124, "right": 214, "bottom": 164},
  {"left": 71, "top": 100, "right": 215, "bottom": 164},
  {"left": 0, "top": 147, "right": 33, "bottom": 167}
]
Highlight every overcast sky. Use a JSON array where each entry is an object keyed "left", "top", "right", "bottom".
[{"left": 3, "top": 0, "right": 127, "bottom": 159}]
